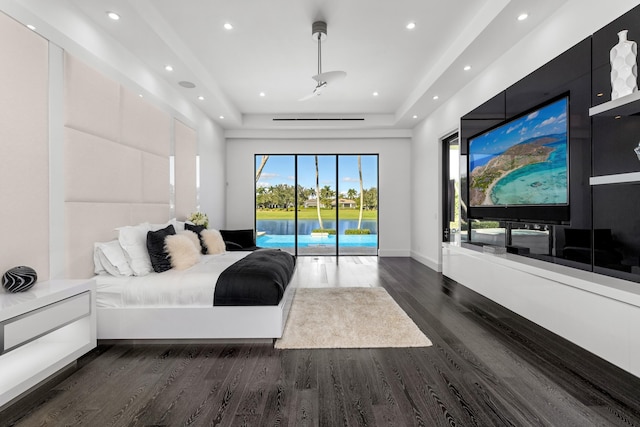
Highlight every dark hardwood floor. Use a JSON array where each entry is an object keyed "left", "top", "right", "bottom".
[{"left": 3, "top": 256, "right": 640, "bottom": 426}]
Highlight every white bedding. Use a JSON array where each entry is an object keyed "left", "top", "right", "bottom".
[{"left": 96, "top": 251, "right": 250, "bottom": 308}]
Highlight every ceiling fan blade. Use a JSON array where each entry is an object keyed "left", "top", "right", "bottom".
[
  {"left": 298, "top": 81, "right": 327, "bottom": 101},
  {"left": 298, "top": 92, "right": 317, "bottom": 101},
  {"left": 312, "top": 70, "right": 347, "bottom": 84}
]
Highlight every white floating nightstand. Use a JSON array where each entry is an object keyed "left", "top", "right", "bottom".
[{"left": 0, "top": 279, "right": 96, "bottom": 409}]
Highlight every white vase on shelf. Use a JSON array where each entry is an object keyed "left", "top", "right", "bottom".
[{"left": 610, "top": 30, "right": 638, "bottom": 100}]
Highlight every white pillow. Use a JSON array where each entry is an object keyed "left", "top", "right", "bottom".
[
  {"left": 117, "top": 222, "right": 152, "bottom": 276},
  {"left": 165, "top": 234, "right": 201, "bottom": 270},
  {"left": 149, "top": 220, "right": 175, "bottom": 231},
  {"left": 93, "top": 244, "right": 106, "bottom": 275},
  {"left": 169, "top": 218, "right": 186, "bottom": 232},
  {"left": 149, "top": 219, "right": 186, "bottom": 233},
  {"left": 94, "top": 240, "right": 134, "bottom": 276},
  {"left": 202, "top": 229, "right": 226, "bottom": 255}
]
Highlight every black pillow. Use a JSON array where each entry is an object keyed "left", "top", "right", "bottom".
[
  {"left": 219, "top": 229, "right": 255, "bottom": 249},
  {"left": 146, "top": 224, "right": 176, "bottom": 273},
  {"left": 185, "top": 223, "right": 207, "bottom": 254}
]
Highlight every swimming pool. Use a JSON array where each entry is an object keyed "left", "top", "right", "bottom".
[{"left": 257, "top": 234, "right": 378, "bottom": 248}]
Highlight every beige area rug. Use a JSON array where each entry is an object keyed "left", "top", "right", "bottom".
[{"left": 274, "top": 287, "right": 432, "bottom": 349}]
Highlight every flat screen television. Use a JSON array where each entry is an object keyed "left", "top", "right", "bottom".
[{"left": 467, "top": 96, "right": 570, "bottom": 223}]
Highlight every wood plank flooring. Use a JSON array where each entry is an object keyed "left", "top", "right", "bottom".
[{"left": 3, "top": 256, "right": 640, "bottom": 426}]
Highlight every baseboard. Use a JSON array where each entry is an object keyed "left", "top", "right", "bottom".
[
  {"left": 378, "top": 249, "right": 411, "bottom": 257},
  {"left": 410, "top": 250, "right": 441, "bottom": 272},
  {"left": 98, "top": 338, "right": 274, "bottom": 345}
]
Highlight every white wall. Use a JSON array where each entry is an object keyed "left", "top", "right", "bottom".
[
  {"left": 411, "top": 0, "right": 640, "bottom": 270},
  {"left": 226, "top": 137, "right": 412, "bottom": 256},
  {"left": 199, "top": 120, "right": 227, "bottom": 229}
]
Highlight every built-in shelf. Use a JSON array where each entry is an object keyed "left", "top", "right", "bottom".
[
  {"left": 589, "top": 91, "right": 640, "bottom": 116},
  {"left": 589, "top": 171, "right": 640, "bottom": 185}
]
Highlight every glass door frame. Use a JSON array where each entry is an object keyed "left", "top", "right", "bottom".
[
  {"left": 442, "top": 133, "right": 459, "bottom": 243},
  {"left": 255, "top": 153, "right": 379, "bottom": 257}
]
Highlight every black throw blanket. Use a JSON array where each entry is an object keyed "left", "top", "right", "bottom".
[{"left": 214, "top": 250, "right": 296, "bottom": 306}]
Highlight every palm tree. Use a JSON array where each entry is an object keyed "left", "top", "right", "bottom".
[
  {"left": 321, "top": 185, "right": 334, "bottom": 209},
  {"left": 357, "top": 155, "right": 364, "bottom": 229},
  {"left": 346, "top": 188, "right": 358, "bottom": 201},
  {"left": 315, "top": 156, "right": 324, "bottom": 229},
  {"left": 255, "top": 155, "right": 269, "bottom": 183}
]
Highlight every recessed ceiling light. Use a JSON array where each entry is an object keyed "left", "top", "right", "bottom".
[
  {"left": 198, "top": 96, "right": 205, "bottom": 101},
  {"left": 406, "top": 22, "right": 416, "bottom": 30},
  {"left": 373, "top": 91, "right": 379, "bottom": 97},
  {"left": 107, "top": 11, "right": 120, "bottom": 21},
  {"left": 259, "top": 92, "right": 266, "bottom": 97},
  {"left": 224, "top": 23, "right": 233, "bottom": 30},
  {"left": 178, "top": 81, "right": 196, "bottom": 88},
  {"left": 219, "top": 115, "right": 225, "bottom": 119},
  {"left": 463, "top": 65, "right": 472, "bottom": 71},
  {"left": 412, "top": 115, "right": 418, "bottom": 119},
  {"left": 165, "top": 65, "right": 174, "bottom": 72},
  {"left": 26, "top": 24, "right": 36, "bottom": 31},
  {"left": 433, "top": 95, "right": 439, "bottom": 100},
  {"left": 139, "top": 94, "right": 143, "bottom": 98},
  {"left": 517, "top": 13, "right": 529, "bottom": 21}
]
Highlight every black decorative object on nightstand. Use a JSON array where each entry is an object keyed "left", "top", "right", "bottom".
[{"left": 2, "top": 266, "right": 38, "bottom": 293}]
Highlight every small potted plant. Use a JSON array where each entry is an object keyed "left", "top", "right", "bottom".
[{"left": 188, "top": 211, "right": 209, "bottom": 228}]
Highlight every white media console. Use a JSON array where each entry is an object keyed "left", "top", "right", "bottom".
[
  {"left": 0, "top": 280, "right": 96, "bottom": 409},
  {"left": 442, "top": 243, "right": 640, "bottom": 378}
]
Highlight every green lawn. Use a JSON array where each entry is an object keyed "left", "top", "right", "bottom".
[{"left": 256, "top": 208, "right": 377, "bottom": 220}]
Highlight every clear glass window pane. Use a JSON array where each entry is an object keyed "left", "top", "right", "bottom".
[{"left": 255, "top": 155, "right": 295, "bottom": 254}]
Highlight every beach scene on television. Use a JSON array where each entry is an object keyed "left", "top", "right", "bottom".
[{"left": 469, "top": 97, "right": 568, "bottom": 207}]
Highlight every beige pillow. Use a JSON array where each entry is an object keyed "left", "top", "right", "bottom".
[
  {"left": 179, "top": 230, "right": 201, "bottom": 250},
  {"left": 202, "top": 229, "right": 226, "bottom": 255},
  {"left": 164, "top": 234, "right": 200, "bottom": 270}
]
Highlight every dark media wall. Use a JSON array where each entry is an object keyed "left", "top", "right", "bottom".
[
  {"left": 460, "top": 5, "right": 640, "bottom": 283},
  {"left": 591, "top": 7, "right": 640, "bottom": 282}
]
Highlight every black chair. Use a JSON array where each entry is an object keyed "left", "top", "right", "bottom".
[{"left": 219, "top": 229, "right": 262, "bottom": 251}]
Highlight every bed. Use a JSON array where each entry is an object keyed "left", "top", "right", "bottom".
[{"left": 94, "top": 224, "right": 297, "bottom": 341}]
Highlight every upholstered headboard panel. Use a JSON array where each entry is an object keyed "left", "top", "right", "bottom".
[
  {"left": 0, "top": 13, "right": 50, "bottom": 281},
  {"left": 64, "top": 53, "right": 178, "bottom": 278},
  {"left": 121, "top": 88, "right": 171, "bottom": 157},
  {"left": 65, "top": 128, "right": 144, "bottom": 202},
  {"left": 0, "top": 17, "right": 199, "bottom": 281}
]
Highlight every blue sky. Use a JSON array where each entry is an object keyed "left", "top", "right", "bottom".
[
  {"left": 256, "top": 155, "right": 378, "bottom": 194},
  {"left": 469, "top": 97, "right": 568, "bottom": 159}
]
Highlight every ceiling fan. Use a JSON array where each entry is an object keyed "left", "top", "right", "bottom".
[{"left": 299, "top": 21, "right": 347, "bottom": 101}]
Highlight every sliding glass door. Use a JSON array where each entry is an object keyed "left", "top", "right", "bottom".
[
  {"left": 296, "top": 155, "right": 337, "bottom": 255},
  {"left": 255, "top": 154, "right": 378, "bottom": 256},
  {"left": 338, "top": 155, "right": 378, "bottom": 255}
]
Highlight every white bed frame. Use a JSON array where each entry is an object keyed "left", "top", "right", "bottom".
[{"left": 96, "top": 280, "right": 296, "bottom": 340}]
